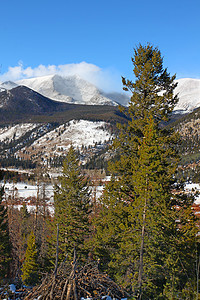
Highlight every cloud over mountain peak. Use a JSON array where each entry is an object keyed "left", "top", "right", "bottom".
[{"left": 0, "top": 62, "right": 122, "bottom": 93}]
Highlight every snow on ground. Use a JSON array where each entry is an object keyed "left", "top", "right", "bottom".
[
  {"left": 1, "top": 167, "right": 33, "bottom": 174},
  {"left": 1, "top": 180, "right": 105, "bottom": 216},
  {"left": 185, "top": 183, "right": 200, "bottom": 190},
  {"left": 13, "top": 204, "right": 55, "bottom": 215},
  {"left": 2, "top": 182, "right": 104, "bottom": 201},
  {"left": 0, "top": 123, "right": 38, "bottom": 142},
  {"left": 2, "top": 182, "right": 54, "bottom": 200},
  {"left": 30, "top": 119, "right": 113, "bottom": 155},
  {"left": 57, "top": 120, "right": 113, "bottom": 148},
  {"left": 95, "top": 185, "right": 104, "bottom": 199},
  {"left": 2, "top": 181, "right": 54, "bottom": 215},
  {"left": 185, "top": 183, "right": 200, "bottom": 204}
]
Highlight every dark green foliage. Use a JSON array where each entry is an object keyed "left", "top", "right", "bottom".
[
  {"left": 92, "top": 44, "right": 198, "bottom": 298},
  {"left": 20, "top": 204, "right": 31, "bottom": 252},
  {"left": 0, "top": 187, "right": 11, "bottom": 280},
  {"left": 122, "top": 43, "right": 178, "bottom": 123},
  {"left": 84, "top": 145, "right": 110, "bottom": 171},
  {"left": 0, "top": 155, "right": 36, "bottom": 169},
  {"left": 21, "top": 231, "right": 38, "bottom": 286},
  {"left": 50, "top": 146, "right": 91, "bottom": 263}
]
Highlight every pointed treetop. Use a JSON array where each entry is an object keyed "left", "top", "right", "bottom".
[{"left": 122, "top": 43, "right": 178, "bottom": 122}]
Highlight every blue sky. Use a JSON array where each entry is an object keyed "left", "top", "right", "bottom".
[{"left": 0, "top": 0, "right": 200, "bottom": 91}]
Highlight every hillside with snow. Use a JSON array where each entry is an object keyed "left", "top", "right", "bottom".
[
  {"left": 2, "top": 75, "right": 200, "bottom": 113},
  {"left": 0, "top": 123, "right": 38, "bottom": 142},
  {"left": 15, "top": 76, "right": 200, "bottom": 113},
  {"left": 1, "top": 75, "right": 200, "bottom": 112},
  {"left": 31, "top": 119, "right": 113, "bottom": 149},
  {"left": 0, "top": 120, "right": 113, "bottom": 166},
  {"left": 0, "top": 81, "right": 18, "bottom": 91}
]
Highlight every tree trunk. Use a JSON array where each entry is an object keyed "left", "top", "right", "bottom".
[
  {"left": 138, "top": 175, "right": 148, "bottom": 299},
  {"left": 54, "top": 224, "right": 59, "bottom": 277},
  {"left": 34, "top": 181, "right": 39, "bottom": 232},
  {"left": 138, "top": 197, "right": 147, "bottom": 299}
]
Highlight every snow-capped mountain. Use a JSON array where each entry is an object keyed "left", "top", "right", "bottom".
[
  {"left": 174, "top": 78, "right": 200, "bottom": 113},
  {"left": 0, "top": 81, "right": 18, "bottom": 92},
  {"left": 17, "top": 74, "right": 122, "bottom": 106},
  {"left": 16, "top": 76, "right": 200, "bottom": 112},
  {"left": 1, "top": 76, "right": 200, "bottom": 113}
]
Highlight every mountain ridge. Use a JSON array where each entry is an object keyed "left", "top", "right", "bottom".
[
  {"left": 0, "top": 85, "right": 129, "bottom": 125},
  {"left": 0, "top": 75, "right": 199, "bottom": 113},
  {"left": 174, "top": 78, "right": 200, "bottom": 113},
  {"left": 16, "top": 74, "right": 123, "bottom": 106},
  {"left": 1, "top": 75, "right": 200, "bottom": 114}
]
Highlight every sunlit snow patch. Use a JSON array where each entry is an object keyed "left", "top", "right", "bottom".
[{"left": 0, "top": 123, "right": 38, "bottom": 142}]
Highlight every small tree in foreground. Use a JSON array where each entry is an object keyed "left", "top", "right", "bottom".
[
  {"left": 21, "top": 231, "right": 38, "bottom": 286},
  {"left": 50, "top": 146, "right": 91, "bottom": 264},
  {"left": 0, "top": 187, "right": 11, "bottom": 280}
]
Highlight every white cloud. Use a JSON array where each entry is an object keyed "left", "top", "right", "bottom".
[{"left": 0, "top": 61, "right": 123, "bottom": 92}]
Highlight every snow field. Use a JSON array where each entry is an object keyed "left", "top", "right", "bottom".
[
  {"left": 0, "top": 123, "right": 38, "bottom": 142},
  {"left": 1, "top": 179, "right": 105, "bottom": 216},
  {"left": 31, "top": 119, "right": 113, "bottom": 153},
  {"left": 3, "top": 182, "right": 54, "bottom": 199},
  {"left": 185, "top": 183, "right": 200, "bottom": 204}
]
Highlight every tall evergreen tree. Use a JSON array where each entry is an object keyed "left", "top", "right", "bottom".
[
  {"left": 0, "top": 187, "right": 11, "bottom": 280},
  {"left": 21, "top": 230, "right": 38, "bottom": 286},
  {"left": 50, "top": 146, "right": 91, "bottom": 263},
  {"left": 93, "top": 44, "right": 198, "bottom": 299}
]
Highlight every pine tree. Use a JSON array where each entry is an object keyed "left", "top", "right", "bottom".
[
  {"left": 19, "top": 204, "right": 31, "bottom": 265},
  {"left": 50, "top": 146, "right": 91, "bottom": 263},
  {"left": 93, "top": 44, "right": 198, "bottom": 298},
  {"left": 0, "top": 187, "right": 11, "bottom": 280},
  {"left": 21, "top": 230, "right": 38, "bottom": 286}
]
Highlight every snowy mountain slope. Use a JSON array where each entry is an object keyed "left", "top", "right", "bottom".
[
  {"left": 16, "top": 75, "right": 200, "bottom": 112},
  {"left": 0, "top": 123, "right": 38, "bottom": 142},
  {"left": 17, "top": 74, "right": 119, "bottom": 106},
  {"left": 28, "top": 119, "right": 112, "bottom": 151},
  {"left": 0, "top": 81, "right": 18, "bottom": 92},
  {"left": 104, "top": 91, "right": 130, "bottom": 106},
  {"left": 0, "top": 85, "right": 128, "bottom": 125},
  {"left": 15, "top": 120, "right": 113, "bottom": 164},
  {"left": 1, "top": 76, "right": 200, "bottom": 112},
  {"left": 174, "top": 78, "right": 200, "bottom": 113}
]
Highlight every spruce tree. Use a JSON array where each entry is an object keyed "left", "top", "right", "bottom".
[
  {"left": 0, "top": 187, "right": 11, "bottom": 280},
  {"left": 50, "top": 146, "right": 91, "bottom": 263},
  {"left": 21, "top": 230, "right": 38, "bottom": 285},
  {"left": 93, "top": 44, "right": 198, "bottom": 298}
]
